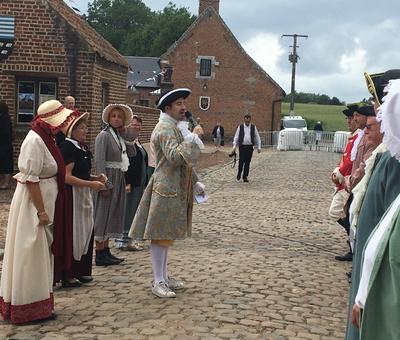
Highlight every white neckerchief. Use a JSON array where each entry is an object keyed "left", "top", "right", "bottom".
[
  {"left": 109, "top": 127, "right": 129, "bottom": 172},
  {"left": 350, "top": 129, "right": 365, "bottom": 162},
  {"left": 65, "top": 137, "right": 83, "bottom": 151},
  {"left": 159, "top": 111, "right": 178, "bottom": 125}
]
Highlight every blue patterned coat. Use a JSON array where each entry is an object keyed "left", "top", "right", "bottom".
[{"left": 129, "top": 113, "right": 200, "bottom": 240}]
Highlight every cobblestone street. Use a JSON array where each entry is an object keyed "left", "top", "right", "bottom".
[{"left": 0, "top": 150, "right": 351, "bottom": 339}]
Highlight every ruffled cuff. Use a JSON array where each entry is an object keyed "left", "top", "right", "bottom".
[
  {"left": 13, "top": 172, "right": 40, "bottom": 183},
  {"left": 177, "top": 141, "right": 201, "bottom": 167},
  {"left": 193, "top": 181, "right": 205, "bottom": 195}
]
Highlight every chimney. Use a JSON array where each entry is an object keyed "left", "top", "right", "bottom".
[{"left": 199, "top": 0, "right": 220, "bottom": 15}]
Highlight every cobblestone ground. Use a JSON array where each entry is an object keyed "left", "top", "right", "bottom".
[{"left": 0, "top": 150, "right": 351, "bottom": 339}]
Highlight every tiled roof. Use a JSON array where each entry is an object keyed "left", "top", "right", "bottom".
[
  {"left": 162, "top": 6, "right": 284, "bottom": 94},
  {"left": 125, "top": 56, "right": 161, "bottom": 88},
  {"left": 45, "top": 0, "right": 129, "bottom": 68}
]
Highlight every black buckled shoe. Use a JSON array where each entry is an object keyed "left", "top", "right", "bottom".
[
  {"left": 104, "top": 247, "right": 124, "bottom": 263},
  {"left": 77, "top": 276, "right": 93, "bottom": 283},
  {"left": 95, "top": 249, "right": 120, "bottom": 266},
  {"left": 335, "top": 251, "right": 353, "bottom": 262},
  {"left": 62, "top": 279, "right": 82, "bottom": 288}
]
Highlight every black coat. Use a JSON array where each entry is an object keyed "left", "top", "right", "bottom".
[
  {"left": 125, "top": 143, "right": 148, "bottom": 187},
  {"left": 0, "top": 112, "right": 13, "bottom": 173},
  {"left": 313, "top": 123, "right": 323, "bottom": 131},
  {"left": 212, "top": 125, "right": 224, "bottom": 139}
]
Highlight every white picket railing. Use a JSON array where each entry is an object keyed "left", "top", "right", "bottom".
[{"left": 259, "top": 130, "right": 350, "bottom": 153}]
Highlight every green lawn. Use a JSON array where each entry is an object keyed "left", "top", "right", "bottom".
[{"left": 281, "top": 102, "right": 348, "bottom": 132}]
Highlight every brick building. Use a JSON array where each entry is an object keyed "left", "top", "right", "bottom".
[
  {"left": 0, "top": 0, "right": 135, "bottom": 159},
  {"left": 161, "top": 0, "right": 285, "bottom": 139}
]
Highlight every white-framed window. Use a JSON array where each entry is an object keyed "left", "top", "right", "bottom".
[
  {"left": 196, "top": 56, "right": 218, "bottom": 79},
  {"left": 17, "top": 79, "right": 57, "bottom": 124}
]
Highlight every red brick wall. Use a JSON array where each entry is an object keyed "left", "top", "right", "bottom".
[
  {"left": 126, "top": 88, "right": 159, "bottom": 108},
  {"left": 0, "top": 0, "right": 128, "bottom": 164},
  {"left": 87, "top": 60, "right": 128, "bottom": 148},
  {"left": 129, "top": 105, "right": 160, "bottom": 143},
  {"left": 199, "top": 0, "right": 220, "bottom": 14},
  {"left": 163, "top": 10, "right": 283, "bottom": 141}
]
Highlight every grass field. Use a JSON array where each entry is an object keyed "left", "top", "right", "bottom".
[{"left": 281, "top": 102, "right": 348, "bottom": 132}]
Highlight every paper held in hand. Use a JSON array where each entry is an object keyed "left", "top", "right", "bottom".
[{"left": 194, "top": 193, "right": 208, "bottom": 204}]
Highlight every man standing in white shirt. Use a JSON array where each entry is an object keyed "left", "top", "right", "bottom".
[{"left": 231, "top": 114, "right": 261, "bottom": 182}]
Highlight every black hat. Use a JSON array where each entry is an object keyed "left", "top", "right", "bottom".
[
  {"left": 342, "top": 109, "right": 354, "bottom": 117},
  {"left": 364, "top": 69, "right": 400, "bottom": 105},
  {"left": 346, "top": 102, "right": 365, "bottom": 112},
  {"left": 156, "top": 88, "right": 191, "bottom": 111},
  {"left": 355, "top": 105, "right": 375, "bottom": 117}
]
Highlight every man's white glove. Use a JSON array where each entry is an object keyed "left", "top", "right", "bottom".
[
  {"left": 177, "top": 121, "right": 204, "bottom": 149},
  {"left": 193, "top": 181, "right": 206, "bottom": 195},
  {"left": 332, "top": 167, "right": 344, "bottom": 184}
]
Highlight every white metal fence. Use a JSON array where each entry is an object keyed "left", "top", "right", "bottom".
[{"left": 259, "top": 130, "right": 350, "bottom": 153}]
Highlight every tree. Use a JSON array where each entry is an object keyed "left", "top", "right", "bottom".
[
  {"left": 283, "top": 92, "right": 344, "bottom": 106},
  {"left": 87, "top": 1, "right": 196, "bottom": 57},
  {"left": 88, "top": 0, "right": 153, "bottom": 52},
  {"left": 147, "top": 3, "right": 196, "bottom": 56},
  {"left": 330, "top": 96, "right": 341, "bottom": 105}
]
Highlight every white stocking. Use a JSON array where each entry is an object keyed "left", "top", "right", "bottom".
[
  {"left": 150, "top": 243, "right": 165, "bottom": 284},
  {"left": 163, "top": 247, "right": 169, "bottom": 281}
]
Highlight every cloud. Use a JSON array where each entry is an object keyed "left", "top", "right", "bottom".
[
  {"left": 242, "top": 33, "right": 286, "bottom": 80},
  {"left": 73, "top": 0, "right": 400, "bottom": 102}
]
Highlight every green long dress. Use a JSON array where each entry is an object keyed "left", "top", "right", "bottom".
[
  {"left": 346, "top": 151, "right": 400, "bottom": 340},
  {"left": 360, "top": 196, "right": 400, "bottom": 340}
]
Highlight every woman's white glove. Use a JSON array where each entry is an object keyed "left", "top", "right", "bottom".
[{"left": 193, "top": 181, "right": 206, "bottom": 195}]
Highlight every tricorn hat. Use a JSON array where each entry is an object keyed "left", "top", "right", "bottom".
[
  {"left": 342, "top": 109, "right": 354, "bottom": 117},
  {"left": 156, "top": 88, "right": 191, "bottom": 111},
  {"left": 355, "top": 105, "right": 375, "bottom": 117},
  {"left": 364, "top": 69, "right": 400, "bottom": 105},
  {"left": 346, "top": 101, "right": 367, "bottom": 113}
]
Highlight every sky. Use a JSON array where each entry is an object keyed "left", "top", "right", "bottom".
[{"left": 69, "top": 0, "right": 400, "bottom": 103}]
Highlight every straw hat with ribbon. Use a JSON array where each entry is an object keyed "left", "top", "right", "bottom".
[{"left": 102, "top": 104, "right": 133, "bottom": 126}]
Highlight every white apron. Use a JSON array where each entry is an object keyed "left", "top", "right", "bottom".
[{"left": 72, "top": 186, "right": 94, "bottom": 260}]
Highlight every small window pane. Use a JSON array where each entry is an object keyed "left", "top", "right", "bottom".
[
  {"left": 39, "top": 82, "right": 56, "bottom": 105},
  {"left": 18, "top": 81, "right": 35, "bottom": 123},
  {"left": 200, "top": 59, "right": 212, "bottom": 77}
]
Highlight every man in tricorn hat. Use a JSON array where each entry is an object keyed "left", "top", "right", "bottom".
[
  {"left": 329, "top": 107, "right": 358, "bottom": 261},
  {"left": 344, "top": 103, "right": 376, "bottom": 193},
  {"left": 129, "top": 88, "right": 206, "bottom": 298},
  {"left": 345, "top": 69, "right": 400, "bottom": 340}
]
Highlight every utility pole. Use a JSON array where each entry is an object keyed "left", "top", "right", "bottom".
[{"left": 282, "top": 34, "right": 308, "bottom": 114}]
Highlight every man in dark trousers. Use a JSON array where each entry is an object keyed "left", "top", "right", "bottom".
[
  {"left": 212, "top": 121, "right": 224, "bottom": 149},
  {"left": 231, "top": 114, "right": 261, "bottom": 182}
]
